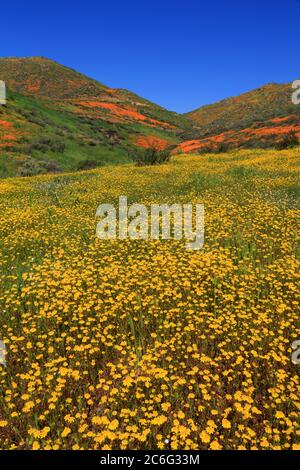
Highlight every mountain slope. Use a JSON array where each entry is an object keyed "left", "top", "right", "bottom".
[
  {"left": 0, "top": 57, "right": 193, "bottom": 177},
  {"left": 0, "top": 56, "right": 108, "bottom": 98},
  {"left": 0, "top": 57, "right": 192, "bottom": 129},
  {"left": 179, "top": 82, "right": 300, "bottom": 153},
  {"left": 185, "top": 83, "right": 298, "bottom": 134},
  {"left": 1, "top": 57, "right": 299, "bottom": 174}
]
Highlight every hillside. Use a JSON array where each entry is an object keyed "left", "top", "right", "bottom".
[
  {"left": 186, "top": 83, "right": 298, "bottom": 133},
  {"left": 181, "top": 82, "right": 300, "bottom": 153},
  {"left": 0, "top": 57, "right": 193, "bottom": 177},
  {"left": 1, "top": 58, "right": 300, "bottom": 174}
]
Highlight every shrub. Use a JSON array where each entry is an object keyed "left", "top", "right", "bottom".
[
  {"left": 215, "top": 142, "right": 230, "bottom": 153},
  {"left": 26, "top": 137, "right": 66, "bottom": 154},
  {"left": 196, "top": 145, "right": 216, "bottom": 154},
  {"left": 77, "top": 160, "right": 99, "bottom": 170},
  {"left": 50, "top": 141, "right": 65, "bottom": 153},
  {"left": 133, "top": 146, "right": 172, "bottom": 166},
  {"left": 17, "top": 160, "right": 44, "bottom": 177},
  {"left": 275, "top": 131, "right": 299, "bottom": 150},
  {"left": 17, "top": 158, "right": 62, "bottom": 177},
  {"left": 41, "top": 160, "right": 62, "bottom": 173}
]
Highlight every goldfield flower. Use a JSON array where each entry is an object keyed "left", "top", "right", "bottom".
[
  {"left": 222, "top": 419, "right": 232, "bottom": 429},
  {"left": 210, "top": 440, "right": 222, "bottom": 450},
  {"left": 0, "top": 148, "right": 299, "bottom": 449},
  {"left": 61, "top": 427, "right": 71, "bottom": 438},
  {"left": 200, "top": 431, "right": 211, "bottom": 444}
]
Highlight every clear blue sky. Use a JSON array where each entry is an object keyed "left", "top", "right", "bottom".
[{"left": 1, "top": 0, "right": 299, "bottom": 113}]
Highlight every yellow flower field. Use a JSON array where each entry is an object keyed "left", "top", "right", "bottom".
[{"left": 0, "top": 148, "right": 299, "bottom": 450}]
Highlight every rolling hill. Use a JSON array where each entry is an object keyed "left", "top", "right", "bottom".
[
  {"left": 180, "top": 82, "right": 300, "bottom": 153},
  {"left": 0, "top": 57, "right": 193, "bottom": 176},
  {"left": 0, "top": 57, "right": 299, "bottom": 176}
]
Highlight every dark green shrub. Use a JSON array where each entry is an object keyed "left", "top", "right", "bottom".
[
  {"left": 196, "top": 145, "right": 215, "bottom": 154},
  {"left": 133, "top": 146, "right": 172, "bottom": 166},
  {"left": 17, "top": 158, "right": 62, "bottom": 177},
  {"left": 215, "top": 142, "right": 230, "bottom": 153},
  {"left": 50, "top": 141, "right": 65, "bottom": 153},
  {"left": 17, "top": 160, "right": 44, "bottom": 177},
  {"left": 275, "top": 131, "right": 299, "bottom": 150},
  {"left": 26, "top": 137, "right": 65, "bottom": 154},
  {"left": 77, "top": 160, "right": 99, "bottom": 170},
  {"left": 41, "top": 160, "right": 62, "bottom": 173}
]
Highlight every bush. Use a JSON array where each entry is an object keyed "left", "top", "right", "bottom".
[
  {"left": 275, "top": 131, "right": 299, "bottom": 150},
  {"left": 133, "top": 146, "right": 172, "bottom": 166},
  {"left": 215, "top": 142, "right": 230, "bottom": 153},
  {"left": 41, "top": 160, "right": 62, "bottom": 173},
  {"left": 50, "top": 141, "right": 65, "bottom": 153},
  {"left": 26, "top": 137, "right": 66, "bottom": 154},
  {"left": 17, "top": 160, "right": 44, "bottom": 177},
  {"left": 17, "top": 158, "right": 62, "bottom": 177},
  {"left": 77, "top": 160, "right": 99, "bottom": 170},
  {"left": 196, "top": 145, "right": 216, "bottom": 154}
]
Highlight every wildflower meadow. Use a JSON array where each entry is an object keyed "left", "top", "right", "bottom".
[{"left": 0, "top": 148, "right": 299, "bottom": 450}]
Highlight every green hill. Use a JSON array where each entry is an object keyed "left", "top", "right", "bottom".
[{"left": 0, "top": 57, "right": 193, "bottom": 177}]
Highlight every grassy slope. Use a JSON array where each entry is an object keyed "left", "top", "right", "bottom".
[
  {"left": 0, "top": 57, "right": 193, "bottom": 177},
  {"left": 0, "top": 90, "right": 130, "bottom": 177},
  {"left": 2, "top": 58, "right": 300, "bottom": 170}
]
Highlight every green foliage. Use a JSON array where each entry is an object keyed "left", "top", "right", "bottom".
[
  {"left": 215, "top": 142, "right": 230, "bottom": 153},
  {"left": 26, "top": 137, "right": 66, "bottom": 154},
  {"left": 16, "top": 158, "right": 62, "bottom": 177},
  {"left": 77, "top": 159, "right": 100, "bottom": 170},
  {"left": 133, "top": 146, "right": 172, "bottom": 166},
  {"left": 275, "top": 131, "right": 299, "bottom": 150}
]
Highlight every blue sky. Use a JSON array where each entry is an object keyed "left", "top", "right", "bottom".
[{"left": 1, "top": 0, "right": 299, "bottom": 112}]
